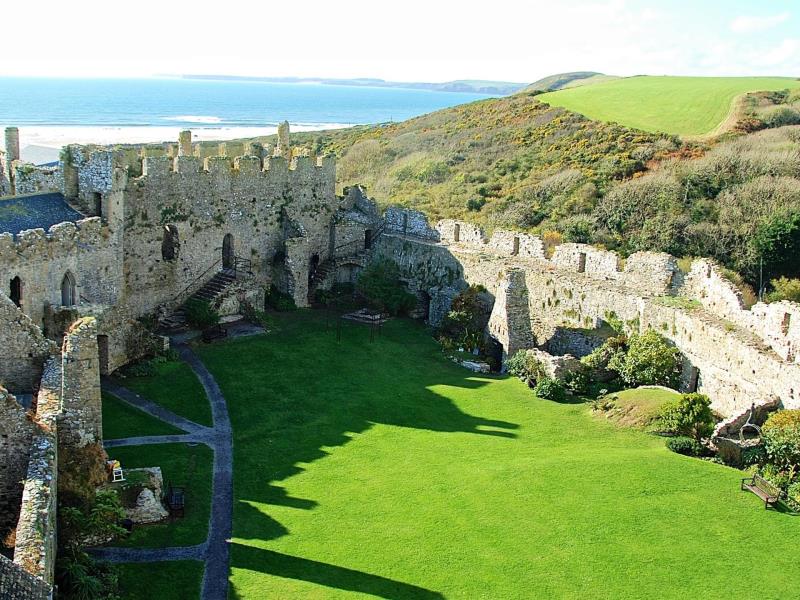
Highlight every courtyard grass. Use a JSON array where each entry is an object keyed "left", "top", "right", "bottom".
[
  {"left": 116, "top": 560, "right": 204, "bottom": 599},
  {"left": 538, "top": 75, "right": 800, "bottom": 136},
  {"left": 186, "top": 311, "right": 800, "bottom": 599},
  {"left": 120, "top": 360, "right": 213, "bottom": 427},
  {"left": 102, "top": 392, "right": 183, "bottom": 440},
  {"left": 106, "top": 443, "right": 212, "bottom": 548}
]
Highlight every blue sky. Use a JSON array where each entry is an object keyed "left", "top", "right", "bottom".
[{"left": 1, "top": 0, "right": 798, "bottom": 81}]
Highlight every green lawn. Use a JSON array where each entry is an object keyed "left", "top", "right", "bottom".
[
  {"left": 117, "top": 561, "right": 204, "bottom": 599},
  {"left": 120, "top": 360, "right": 213, "bottom": 426},
  {"left": 185, "top": 311, "right": 800, "bottom": 599},
  {"left": 106, "top": 443, "right": 212, "bottom": 548},
  {"left": 538, "top": 75, "right": 800, "bottom": 136},
  {"left": 102, "top": 393, "right": 183, "bottom": 440}
]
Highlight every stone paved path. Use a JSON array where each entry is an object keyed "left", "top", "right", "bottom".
[{"left": 97, "top": 343, "right": 233, "bottom": 600}]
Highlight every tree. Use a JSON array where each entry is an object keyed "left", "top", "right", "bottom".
[
  {"left": 754, "top": 211, "right": 800, "bottom": 281},
  {"left": 607, "top": 329, "right": 681, "bottom": 388},
  {"left": 356, "top": 260, "right": 416, "bottom": 315}
]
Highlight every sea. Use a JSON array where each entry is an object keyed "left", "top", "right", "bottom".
[{"left": 0, "top": 77, "right": 495, "bottom": 162}]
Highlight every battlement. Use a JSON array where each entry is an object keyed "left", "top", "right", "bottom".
[
  {"left": 0, "top": 217, "right": 105, "bottom": 261},
  {"left": 138, "top": 153, "right": 335, "bottom": 180}
]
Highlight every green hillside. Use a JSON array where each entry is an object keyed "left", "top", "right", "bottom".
[
  {"left": 525, "top": 71, "right": 618, "bottom": 92},
  {"left": 260, "top": 85, "right": 800, "bottom": 286},
  {"left": 538, "top": 76, "right": 800, "bottom": 136}
]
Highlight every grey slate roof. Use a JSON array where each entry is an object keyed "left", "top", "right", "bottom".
[
  {"left": 0, "top": 554, "right": 52, "bottom": 600},
  {"left": 0, "top": 192, "right": 85, "bottom": 237}
]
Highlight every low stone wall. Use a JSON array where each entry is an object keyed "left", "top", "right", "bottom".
[{"left": 374, "top": 214, "right": 800, "bottom": 417}]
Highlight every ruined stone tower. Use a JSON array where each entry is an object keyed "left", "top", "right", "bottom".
[{"left": 276, "top": 120, "right": 291, "bottom": 158}]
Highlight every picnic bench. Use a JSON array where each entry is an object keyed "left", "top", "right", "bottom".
[
  {"left": 741, "top": 473, "right": 781, "bottom": 509},
  {"left": 164, "top": 483, "right": 186, "bottom": 518}
]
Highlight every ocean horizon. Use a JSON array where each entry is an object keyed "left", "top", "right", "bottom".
[{"left": 0, "top": 77, "right": 495, "bottom": 160}]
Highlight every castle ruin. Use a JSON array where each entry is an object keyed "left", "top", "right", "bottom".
[{"left": 1, "top": 125, "right": 799, "bottom": 592}]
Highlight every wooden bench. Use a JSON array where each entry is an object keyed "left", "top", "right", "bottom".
[
  {"left": 741, "top": 474, "right": 781, "bottom": 509},
  {"left": 201, "top": 324, "right": 228, "bottom": 343}
]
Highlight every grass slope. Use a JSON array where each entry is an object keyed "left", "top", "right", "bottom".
[
  {"left": 189, "top": 312, "right": 800, "bottom": 599},
  {"left": 525, "top": 71, "right": 618, "bottom": 92},
  {"left": 538, "top": 75, "right": 800, "bottom": 136}
]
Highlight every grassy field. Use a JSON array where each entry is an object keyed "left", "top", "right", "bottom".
[
  {"left": 117, "top": 561, "right": 204, "bottom": 599},
  {"left": 186, "top": 311, "right": 800, "bottom": 599},
  {"left": 538, "top": 76, "right": 800, "bottom": 136},
  {"left": 102, "top": 392, "right": 183, "bottom": 440},
  {"left": 121, "top": 360, "right": 213, "bottom": 426}
]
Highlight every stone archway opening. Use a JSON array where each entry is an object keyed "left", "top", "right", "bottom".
[
  {"left": 10, "top": 276, "right": 22, "bottom": 308},
  {"left": 162, "top": 225, "right": 180, "bottom": 262},
  {"left": 222, "top": 234, "right": 234, "bottom": 270}
]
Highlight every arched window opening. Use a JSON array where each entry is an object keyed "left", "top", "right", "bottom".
[
  {"left": 161, "top": 225, "right": 180, "bottom": 262},
  {"left": 10, "top": 276, "right": 22, "bottom": 307},
  {"left": 61, "top": 272, "right": 77, "bottom": 307}
]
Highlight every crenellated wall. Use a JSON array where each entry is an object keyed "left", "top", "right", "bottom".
[
  {"left": 374, "top": 213, "right": 800, "bottom": 416},
  {"left": 0, "top": 217, "right": 120, "bottom": 328}
]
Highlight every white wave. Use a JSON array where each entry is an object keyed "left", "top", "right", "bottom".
[{"left": 164, "top": 115, "right": 223, "bottom": 124}]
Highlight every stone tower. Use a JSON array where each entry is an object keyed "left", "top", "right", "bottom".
[
  {"left": 4, "top": 127, "right": 20, "bottom": 163},
  {"left": 276, "top": 120, "right": 291, "bottom": 158},
  {"left": 58, "top": 317, "right": 103, "bottom": 448},
  {"left": 178, "top": 130, "right": 192, "bottom": 157}
]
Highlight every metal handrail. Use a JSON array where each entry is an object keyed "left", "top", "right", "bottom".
[{"left": 170, "top": 257, "right": 223, "bottom": 307}]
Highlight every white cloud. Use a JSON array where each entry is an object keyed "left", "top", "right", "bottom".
[{"left": 730, "top": 13, "right": 790, "bottom": 34}]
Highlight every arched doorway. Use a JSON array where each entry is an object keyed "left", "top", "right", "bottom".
[
  {"left": 308, "top": 254, "right": 320, "bottom": 287},
  {"left": 61, "top": 272, "right": 77, "bottom": 307},
  {"left": 222, "top": 234, "right": 234, "bottom": 270},
  {"left": 10, "top": 276, "right": 21, "bottom": 308}
]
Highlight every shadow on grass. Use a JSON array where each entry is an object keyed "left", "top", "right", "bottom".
[
  {"left": 195, "top": 311, "right": 519, "bottom": 597},
  {"left": 229, "top": 544, "right": 445, "bottom": 600}
]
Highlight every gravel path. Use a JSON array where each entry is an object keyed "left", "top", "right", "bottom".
[{"left": 97, "top": 344, "right": 234, "bottom": 599}]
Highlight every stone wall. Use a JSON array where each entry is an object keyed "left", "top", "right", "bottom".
[
  {"left": 12, "top": 165, "right": 61, "bottom": 195},
  {"left": 0, "top": 217, "right": 120, "bottom": 329},
  {"left": 0, "top": 293, "right": 55, "bottom": 392},
  {"left": 13, "top": 358, "right": 59, "bottom": 584},
  {"left": 0, "top": 389, "right": 34, "bottom": 547},
  {"left": 58, "top": 317, "right": 102, "bottom": 449},
  {"left": 384, "top": 206, "right": 440, "bottom": 240},
  {"left": 374, "top": 217, "right": 800, "bottom": 417}
]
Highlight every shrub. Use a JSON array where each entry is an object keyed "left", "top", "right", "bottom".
[
  {"left": 666, "top": 436, "right": 703, "bottom": 457},
  {"left": 466, "top": 197, "right": 486, "bottom": 212},
  {"left": 787, "top": 481, "right": 800, "bottom": 510},
  {"left": 562, "top": 369, "right": 591, "bottom": 395},
  {"left": 654, "top": 393, "right": 714, "bottom": 441},
  {"left": 533, "top": 377, "right": 566, "bottom": 402},
  {"left": 265, "top": 284, "right": 297, "bottom": 311},
  {"left": 607, "top": 330, "right": 681, "bottom": 388},
  {"left": 506, "top": 350, "right": 547, "bottom": 386},
  {"left": 184, "top": 298, "right": 220, "bottom": 329},
  {"left": 762, "top": 409, "right": 800, "bottom": 469},
  {"left": 741, "top": 445, "right": 768, "bottom": 467},
  {"left": 760, "top": 463, "right": 793, "bottom": 490},
  {"left": 581, "top": 335, "right": 627, "bottom": 372},
  {"left": 766, "top": 277, "right": 800, "bottom": 303},
  {"left": 356, "top": 260, "right": 416, "bottom": 315}
]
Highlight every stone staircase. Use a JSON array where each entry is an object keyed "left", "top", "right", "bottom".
[{"left": 159, "top": 269, "right": 237, "bottom": 331}]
